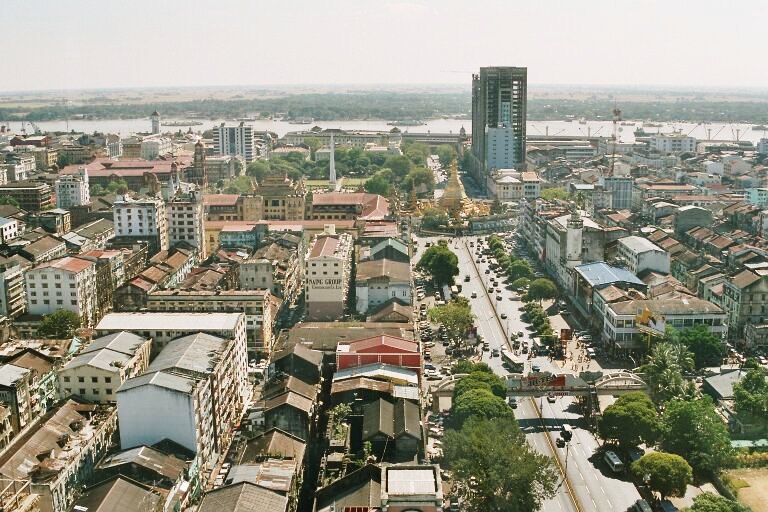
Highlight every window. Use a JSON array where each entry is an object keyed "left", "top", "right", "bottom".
[
  {"left": 106, "top": 388, "right": 112, "bottom": 394},
  {"left": 64, "top": 376, "right": 71, "bottom": 382},
  {"left": 91, "top": 376, "right": 98, "bottom": 383},
  {"left": 78, "top": 376, "right": 85, "bottom": 383},
  {"left": 104, "top": 377, "right": 112, "bottom": 383},
  {"left": 92, "top": 388, "right": 99, "bottom": 394},
  {"left": 79, "top": 388, "right": 86, "bottom": 395}
]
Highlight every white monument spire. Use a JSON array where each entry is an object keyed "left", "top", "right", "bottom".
[{"left": 329, "top": 133, "right": 336, "bottom": 184}]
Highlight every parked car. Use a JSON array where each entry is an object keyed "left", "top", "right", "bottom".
[
  {"left": 471, "top": 291, "right": 478, "bottom": 298},
  {"left": 500, "top": 312, "right": 507, "bottom": 319},
  {"left": 491, "top": 348, "right": 500, "bottom": 357}
]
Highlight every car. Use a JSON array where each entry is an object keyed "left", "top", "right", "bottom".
[
  {"left": 470, "top": 292, "right": 477, "bottom": 298},
  {"left": 500, "top": 312, "right": 507, "bottom": 319},
  {"left": 508, "top": 397, "right": 518, "bottom": 409},
  {"left": 482, "top": 343, "right": 490, "bottom": 352},
  {"left": 517, "top": 331, "right": 524, "bottom": 338},
  {"left": 522, "top": 345, "right": 529, "bottom": 353},
  {"left": 426, "top": 372, "right": 442, "bottom": 381},
  {"left": 491, "top": 349, "right": 500, "bottom": 357},
  {"left": 531, "top": 364, "right": 541, "bottom": 372},
  {"left": 442, "top": 340, "right": 450, "bottom": 347},
  {"left": 496, "top": 295, "right": 502, "bottom": 301},
  {"left": 423, "top": 341, "right": 435, "bottom": 348},
  {"left": 420, "top": 303, "right": 427, "bottom": 311},
  {"left": 424, "top": 352, "right": 432, "bottom": 361},
  {"left": 485, "top": 269, "right": 491, "bottom": 274},
  {"left": 424, "top": 363, "right": 437, "bottom": 371},
  {"left": 546, "top": 394, "right": 556, "bottom": 403},
  {"left": 464, "top": 274, "right": 470, "bottom": 282},
  {"left": 555, "top": 437, "right": 566, "bottom": 448},
  {"left": 560, "top": 424, "right": 573, "bottom": 440}
]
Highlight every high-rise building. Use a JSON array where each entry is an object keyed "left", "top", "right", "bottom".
[
  {"left": 167, "top": 190, "right": 206, "bottom": 258},
  {"left": 471, "top": 66, "right": 527, "bottom": 189},
  {"left": 54, "top": 166, "right": 90, "bottom": 209},
  {"left": 213, "top": 122, "right": 257, "bottom": 162},
  {"left": 113, "top": 195, "right": 170, "bottom": 255},
  {"left": 150, "top": 110, "right": 160, "bottom": 135}
]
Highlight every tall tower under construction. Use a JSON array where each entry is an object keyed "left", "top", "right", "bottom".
[{"left": 471, "top": 67, "right": 527, "bottom": 190}]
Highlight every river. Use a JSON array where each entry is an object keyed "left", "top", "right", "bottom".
[{"left": 6, "top": 117, "right": 768, "bottom": 145}]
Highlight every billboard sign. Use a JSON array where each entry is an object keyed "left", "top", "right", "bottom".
[{"left": 635, "top": 306, "right": 665, "bottom": 336}]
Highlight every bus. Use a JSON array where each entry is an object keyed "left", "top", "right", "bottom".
[
  {"left": 603, "top": 450, "right": 624, "bottom": 473},
  {"left": 501, "top": 348, "right": 524, "bottom": 373}
]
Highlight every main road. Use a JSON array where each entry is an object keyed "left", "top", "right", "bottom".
[{"left": 416, "top": 234, "right": 641, "bottom": 512}]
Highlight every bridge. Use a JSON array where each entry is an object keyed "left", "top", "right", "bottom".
[{"left": 506, "top": 371, "right": 648, "bottom": 397}]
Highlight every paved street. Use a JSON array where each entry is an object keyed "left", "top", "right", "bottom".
[{"left": 415, "top": 234, "right": 641, "bottom": 512}]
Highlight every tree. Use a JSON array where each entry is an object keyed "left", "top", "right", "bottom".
[
  {"left": 404, "top": 167, "right": 434, "bottom": 194},
  {"left": 452, "top": 388, "right": 512, "bottom": 426},
  {"left": 364, "top": 173, "right": 391, "bottom": 196},
  {"left": 490, "top": 198, "right": 504, "bottom": 215},
  {"left": 384, "top": 155, "right": 413, "bottom": 179},
  {"left": 597, "top": 392, "right": 660, "bottom": 449},
  {"left": 428, "top": 300, "right": 475, "bottom": 344},
  {"left": 443, "top": 418, "right": 557, "bottom": 512},
  {"left": 687, "top": 492, "right": 751, "bottom": 512},
  {"left": 245, "top": 160, "right": 270, "bottom": 183},
  {"left": 435, "top": 144, "right": 456, "bottom": 168},
  {"left": 452, "top": 361, "right": 493, "bottom": 375},
  {"left": 525, "top": 278, "right": 557, "bottom": 303},
  {"left": 404, "top": 142, "right": 430, "bottom": 167},
  {"left": 676, "top": 326, "right": 725, "bottom": 369},
  {"left": 38, "top": 309, "right": 81, "bottom": 338},
  {"left": 89, "top": 184, "right": 105, "bottom": 197},
  {"left": 540, "top": 188, "right": 570, "bottom": 201},
  {"left": 733, "top": 367, "right": 768, "bottom": 430},
  {"left": 640, "top": 342, "right": 695, "bottom": 404},
  {"left": 630, "top": 452, "right": 692, "bottom": 500},
  {"left": 660, "top": 397, "right": 732, "bottom": 474},
  {"left": 453, "top": 371, "right": 507, "bottom": 401},
  {"left": 105, "top": 179, "right": 129, "bottom": 195},
  {"left": 0, "top": 196, "right": 20, "bottom": 207},
  {"left": 304, "top": 136, "right": 323, "bottom": 157},
  {"left": 511, "top": 277, "right": 530, "bottom": 290},
  {"left": 420, "top": 207, "right": 450, "bottom": 231},
  {"left": 507, "top": 260, "right": 533, "bottom": 282},
  {"left": 417, "top": 245, "right": 459, "bottom": 285}
]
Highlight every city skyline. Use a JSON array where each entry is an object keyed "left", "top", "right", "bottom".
[{"left": 4, "top": 0, "right": 767, "bottom": 92}]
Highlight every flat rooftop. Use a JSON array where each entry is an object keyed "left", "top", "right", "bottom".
[{"left": 96, "top": 312, "right": 244, "bottom": 331}]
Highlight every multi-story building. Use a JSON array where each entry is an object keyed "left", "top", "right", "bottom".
[
  {"left": 305, "top": 232, "right": 353, "bottom": 321},
  {"left": 28, "top": 208, "right": 71, "bottom": 235},
  {"left": 54, "top": 166, "right": 90, "bottom": 209},
  {"left": 336, "top": 335, "right": 421, "bottom": 375},
  {"left": 0, "top": 181, "right": 54, "bottom": 211},
  {"left": 307, "top": 192, "right": 390, "bottom": 221},
  {"left": 0, "top": 400, "right": 118, "bottom": 512},
  {"left": 213, "top": 122, "right": 257, "bottom": 162},
  {"left": 95, "top": 311, "right": 247, "bottom": 356},
  {"left": 603, "top": 294, "right": 726, "bottom": 354},
  {"left": 145, "top": 289, "right": 278, "bottom": 356},
  {"left": 521, "top": 171, "right": 542, "bottom": 200},
  {"left": 355, "top": 259, "right": 411, "bottom": 314},
  {"left": 601, "top": 176, "right": 634, "bottom": 210},
  {"left": 650, "top": 133, "right": 697, "bottom": 154},
  {"left": 4, "top": 349, "right": 60, "bottom": 419},
  {"left": 167, "top": 190, "right": 206, "bottom": 258},
  {"left": 112, "top": 247, "right": 196, "bottom": 311},
  {"left": 239, "top": 237, "right": 304, "bottom": 309},
  {"left": 59, "top": 332, "right": 151, "bottom": 403},
  {"left": 471, "top": 66, "right": 527, "bottom": 188},
  {"left": 117, "top": 331, "right": 249, "bottom": 472},
  {"left": 113, "top": 195, "right": 170, "bottom": 255},
  {"left": 24, "top": 256, "right": 99, "bottom": 326},
  {"left": 203, "top": 194, "right": 263, "bottom": 222},
  {"left": 140, "top": 136, "right": 173, "bottom": 160},
  {"left": 0, "top": 217, "right": 18, "bottom": 242},
  {"left": 0, "top": 259, "right": 26, "bottom": 319},
  {"left": 722, "top": 269, "right": 768, "bottom": 347},
  {"left": 0, "top": 364, "right": 32, "bottom": 433},
  {"left": 616, "top": 236, "right": 670, "bottom": 275},
  {"left": 257, "top": 174, "right": 307, "bottom": 221}
]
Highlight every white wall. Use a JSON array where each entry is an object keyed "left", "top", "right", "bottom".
[{"left": 117, "top": 384, "right": 197, "bottom": 451}]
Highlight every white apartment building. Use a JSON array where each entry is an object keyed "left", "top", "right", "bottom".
[
  {"left": 0, "top": 217, "right": 18, "bottom": 243},
  {"left": 95, "top": 311, "right": 247, "bottom": 355},
  {"left": 355, "top": 259, "right": 411, "bottom": 314},
  {"left": 58, "top": 332, "right": 152, "bottom": 403},
  {"left": 24, "top": 256, "right": 98, "bottom": 326},
  {"left": 168, "top": 191, "right": 206, "bottom": 258},
  {"left": 616, "top": 236, "right": 670, "bottom": 275},
  {"left": 117, "top": 331, "right": 249, "bottom": 472},
  {"left": 54, "top": 166, "right": 90, "bottom": 209},
  {"left": 113, "top": 195, "right": 170, "bottom": 253},
  {"left": 213, "top": 122, "right": 257, "bottom": 162},
  {"left": 0, "top": 260, "right": 26, "bottom": 319},
  {"left": 305, "top": 231, "right": 353, "bottom": 321},
  {"left": 485, "top": 126, "right": 518, "bottom": 171},
  {"left": 650, "top": 133, "right": 697, "bottom": 154},
  {"left": 140, "top": 136, "right": 173, "bottom": 159},
  {"left": 487, "top": 169, "right": 522, "bottom": 201},
  {"left": 521, "top": 171, "right": 542, "bottom": 200},
  {"left": 603, "top": 295, "right": 726, "bottom": 352}
]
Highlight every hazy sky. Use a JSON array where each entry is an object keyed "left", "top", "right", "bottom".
[{"left": 5, "top": 0, "right": 766, "bottom": 92}]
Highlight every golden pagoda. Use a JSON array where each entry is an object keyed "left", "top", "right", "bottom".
[{"left": 440, "top": 159, "right": 466, "bottom": 216}]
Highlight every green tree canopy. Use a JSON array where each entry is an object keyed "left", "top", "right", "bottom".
[
  {"left": 38, "top": 309, "right": 81, "bottom": 338},
  {"left": 511, "top": 277, "right": 531, "bottom": 290},
  {"left": 453, "top": 371, "right": 507, "bottom": 402},
  {"left": 404, "top": 142, "right": 431, "bottom": 167},
  {"left": 420, "top": 207, "right": 450, "bottom": 230},
  {"left": 631, "top": 452, "right": 692, "bottom": 500},
  {"left": 733, "top": 367, "right": 768, "bottom": 428},
  {"left": 384, "top": 155, "right": 413, "bottom": 179},
  {"left": 676, "top": 325, "right": 726, "bottom": 369},
  {"left": 660, "top": 397, "right": 732, "bottom": 474},
  {"left": 106, "top": 179, "right": 129, "bottom": 195},
  {"left": 435, "top": 144, "right": 456, "bottom": 168},
  {"left": 540, "top": 188, "right": 570, "bottom": 201},
  {"left": 525, "top": 278, "right": 557, "bottom": 303},
  {"left": 417, "top": 245, "right": 459, "bottom": 285},
  {"left": 686, "top": 492, "right": 751, "bottom": 512},
  {"left": 245, "top": 160, "right": 270, "bottom": 183},
  {"left": 363, "top": 172, "right": 391, "bottom": 196},
  {"left": 640, "top": 342, "right": 695, "bottom": 404},
  {"left": 452, "top": 361, "right": 493, "bottom": 375},
  {"left": 452, "top": 388, "right": 512, "bottom": 426},
  {"left": 443, "top": 418, "right": 557, "bottom": 512},
  {"left": 597, "top": 392, "right": 661, "bottom": 449},
  {"left": 507, "top": 260, "right": 533, "bottom": 282},
  {"left": 428, "top": 300, "right": 475, "bottom": 344},
  {"left": 404, "top": 167, "right": 435, "bottom": 193}
]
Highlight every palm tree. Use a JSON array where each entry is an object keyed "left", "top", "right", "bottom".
[{"left": 640, "top": 342, "right": 694, "bottom": 404}]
